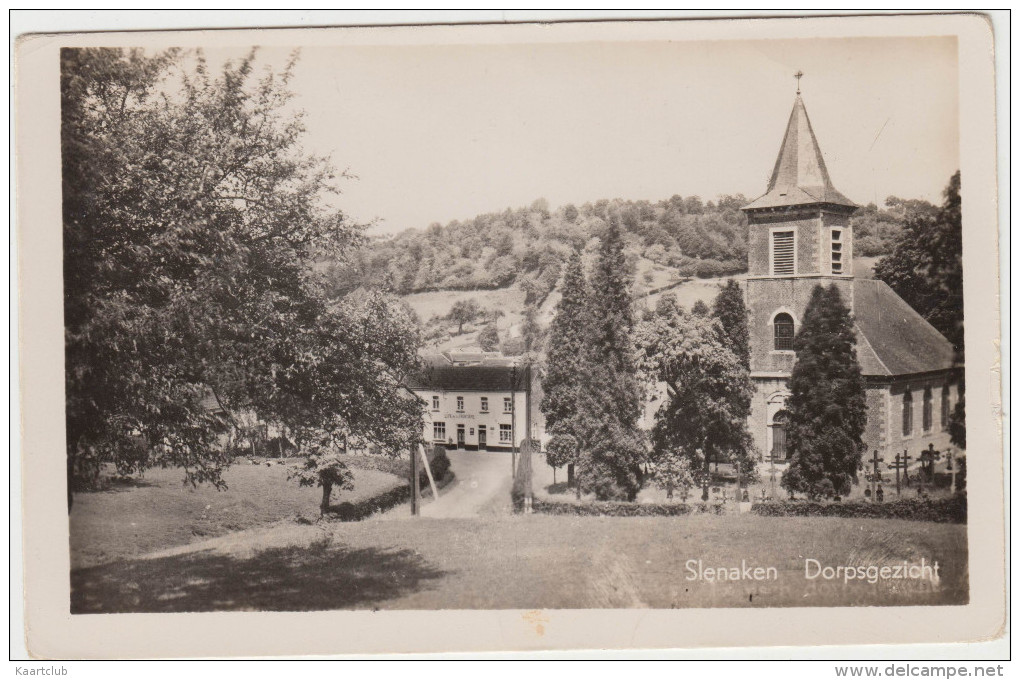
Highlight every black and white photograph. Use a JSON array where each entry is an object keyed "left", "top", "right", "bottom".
[{"left": 14, "top": 12, "right": 1005, "bottom": 658}]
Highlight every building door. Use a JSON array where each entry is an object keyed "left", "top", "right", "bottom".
[
  {"left": 478, "top": 426, "right": 486, "bottom": 450},
  {"left": 456, "top": 424, "right": 465, "bottom": 448},
  {"left": 771, "top": 411, "right": 789, "bottom": 460}
]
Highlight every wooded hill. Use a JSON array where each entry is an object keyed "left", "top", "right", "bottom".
[{"left": 325, "top": 194, "right": 926, "bottom": 305}]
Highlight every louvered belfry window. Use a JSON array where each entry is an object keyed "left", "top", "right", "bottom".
[
  {"left": 831, "top": 229, "right": 843, "bottom": 274},
  {"left": 771, "top": 230, "right": 795, "bottom": 275}
]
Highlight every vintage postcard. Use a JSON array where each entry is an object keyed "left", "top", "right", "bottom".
[{"left": 15, "top": 13, "right": 1004, "bottom": 658}]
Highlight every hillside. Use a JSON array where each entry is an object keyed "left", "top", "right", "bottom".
[
  {"left": 413, "top": 255, "right": 883, "bottom": 355},
  {"left": 321, "top": 194, "right": 922, "bottom": 355}
]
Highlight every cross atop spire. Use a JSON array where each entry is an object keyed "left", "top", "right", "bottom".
[{"left": 794, "top": 70, "right": 804, "bottom": 94}]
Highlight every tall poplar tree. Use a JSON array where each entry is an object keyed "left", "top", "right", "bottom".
[
  {"left": 712, "top": 279, "right": 750, "bottom": 369},
  {"left": 781, "top": 284, "right": 867, "bottom": 499},
  {"left": 584, "top": 222, "right": 646, "bottom": 500},
  {"left": 540, "top": 251, "right": 593, "bottom": 465}
]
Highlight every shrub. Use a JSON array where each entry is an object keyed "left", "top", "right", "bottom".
[
  {"left": 751, "top": 493, "right": 966, "bottom": 523},
  {"left": 511, "top": 444, "right": 534, "bottom": 512},
  {"left": 323, "top": 450, "right": 455, "bottom": 522},
  {"left": 532, "top": 498, "right": 725, "bottom": 517},
  {"left": 427, "top": 446, "right": 451, "bottom": 482}
]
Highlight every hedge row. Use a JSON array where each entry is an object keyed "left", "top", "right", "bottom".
[
  {"left": 338, "top": 446, "right": 451, "bottom": 482},
  {"left": 531, "top": 498, "right": 726, "bottom": 517},
  {"left": 751, "top": 493, "right": 966, "bottom": 523},
  {"left": 321, "top": 448, "right": 453, "bottom": 522}
]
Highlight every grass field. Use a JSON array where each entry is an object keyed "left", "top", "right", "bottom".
[
  {"left": 70, "top": 513, "right": 968, "bottom": 613},
  {"left": 69, "top": 459, "right": 403, "bottom": 569}
]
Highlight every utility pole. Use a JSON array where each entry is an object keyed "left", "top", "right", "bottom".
[
  {"left": 410, "top": 445, "right": 421, "bottom": 516},
  {"left": 525, "top": 362, "right": 532, "bottom": 451},
  {"left": 510, "top": 364, "right": 517, "bottom": 478}
]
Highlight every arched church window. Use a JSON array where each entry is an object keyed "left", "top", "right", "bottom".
[
  {"left": 902, "top": 391, "right": 914, "bottom": 437},
  {"left": 773, "top": 313, "right": 795, "bottom": 351},
  {"left": 922, "top": 387, "right": 933, "bottom": 432}
]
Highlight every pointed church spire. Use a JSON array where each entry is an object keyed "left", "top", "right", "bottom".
[{"left": 742, "top": 87, "right": 857, "bottom": 211}]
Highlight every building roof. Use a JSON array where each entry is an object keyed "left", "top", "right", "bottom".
[
  {"left": 200, "top": 389, "right": 227, "bottom": 414},
  {"left": 852, "top": 279, "right": 958, "bottom": 377},
  {"left": 742, "top": 95, "right": 857, "bottom": 212},
  {"left": 409, "top": 355, "right": 530, "bottom": 392}
]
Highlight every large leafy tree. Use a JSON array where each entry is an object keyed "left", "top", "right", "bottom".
[
  {"left": 636, "top": 304, "right": 755, "bottom": 501},
  {"left": 62, "top": 48, "right": 423, "bottom": 510},
  {"left": 781, "top": 285, "right": 867, "bottom": 499},
  {"left": 874, "top": 172, "right": 963, "bottom": 354}
]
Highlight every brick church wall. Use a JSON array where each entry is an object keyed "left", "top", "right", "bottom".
[{"left": 747, "top": 277, "right": 854, "bottom": 373}]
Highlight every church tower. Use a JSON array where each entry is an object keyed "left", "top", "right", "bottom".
[{"left": 741, "top": 86, "right": 858, "bottom": 460}]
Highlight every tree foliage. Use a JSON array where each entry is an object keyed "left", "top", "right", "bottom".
[
  {"left": 874, "top": 172, "right": 963, "bottom": 353},
  {"left": 544, "top": 433, "right": 578, "bottom": 473},
  {"left": 335, "top": 193, "right": 756, "bottom": 298},
  {"left": 62, "top": 48, "right": 423, "bottom": 508},
  {"left": 949, "top": 380, "right": 966, "bottom": 450},
  {"left": 583, "top": 222, "right": 647, "bottom": 500},
  {"left": 447, "top": 298, "right": 482, "bottom": 334},
  {"left": 540, "top": 252, "right": 593, "bottom": 445},
  {"left": 711, "top": 279, "right": 750, "bottom": 368},
  {"left": 540, "top": 238, "right": 646, "bottom": 501},
  {"left": 781, "top": 285, "right": 867, "bottom": 499},
  {"left": 636, "top": 303, "right": 756, "bottom": 500},
  {"left": 653, "top": 450, "right": 696, "bottom": 501},
  {"left": 478, "top": 323, "right": 500, "bottom": 352}
]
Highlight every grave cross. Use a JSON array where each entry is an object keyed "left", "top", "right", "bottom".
[
  {"left": 901, "top": 450, "right": 913, "bottom": 485},
  {"left": 920, "top": 443, "right": 941, "bottom": 477},
  {"left": 795, "top": 70, "right": 804, "bottom": 94},
  {"left": 887, "top": 452, "right": 909, "bottom": 496},
  {"left": 868, "top": 450, "right": 884, "bottom": 502}
]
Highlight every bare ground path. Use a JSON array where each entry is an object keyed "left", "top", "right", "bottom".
[{"left": 379, "top": 450, "right": 515, "bottom": 519}]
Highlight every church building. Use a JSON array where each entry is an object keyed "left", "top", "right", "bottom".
[{"left": 741, "top": 90, "right": 963, "bottom": 469}]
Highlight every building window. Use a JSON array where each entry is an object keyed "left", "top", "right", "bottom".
[
  {"left": 504, "top": 397, "right": 512, "bottom": 413},
  {"left": 770, "top": 410, "right": 790, "bottom": 461},
  {"left": 499, "top": 423, "right": 512, "bottom": 443},
  {"left": 433, "top": 421, "right": 446, "bottom": 441},
  {"left": 456, "top": 396, "right": 464, "bottom": 411},
  {"left": 902, "top": 391, "right": 913, "bottom": 437},
  {"left": 941, "top": 385, "right": 951, "bottom": 430},
  {"left": 480, "top": 397, "right": 488, "bottom": 413},
  {"left": 431, "top": 396, "right": 439, "bottom": 411},
  {"left": 771, "top": 230, "right": 795, "bottom": 276},
  {"left": 831, "top": 228, "right": 843, "bottom": 274},
  {"left": 922, "top": 387, "right": 933, "bottom": 432},
  {"left": 773, "top": 313, "right": 795, "bottom": 351}
]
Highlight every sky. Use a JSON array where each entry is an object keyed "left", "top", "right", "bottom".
[{"left": 216, "top": 36, "right": 959, "bottom": 235}]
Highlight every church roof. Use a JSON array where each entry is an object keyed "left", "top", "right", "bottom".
[
  {"left": 743, "top": 95, "right": 857, "bottom": 211},
  {"left": 852, "top": 279, "right": 958, "bottom": 377}
]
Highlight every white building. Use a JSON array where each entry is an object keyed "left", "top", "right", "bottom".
[{"left": 410, "top": 354, "right": 539, "bottom": 451}]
